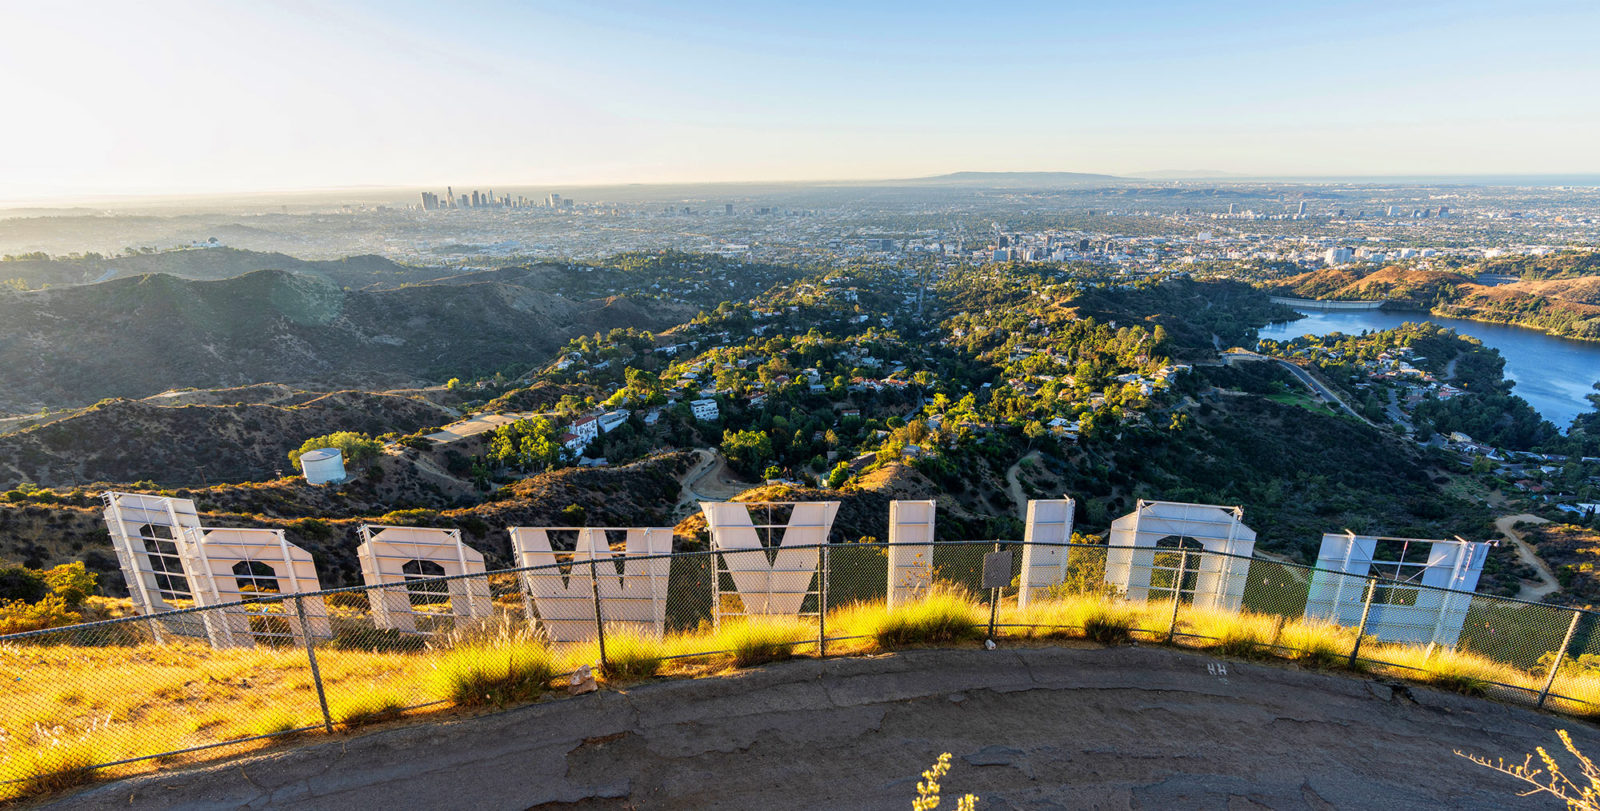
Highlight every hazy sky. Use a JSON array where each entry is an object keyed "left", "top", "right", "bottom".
[{"left": 2, "top": 0, "right": 1597, "bottom": 199}]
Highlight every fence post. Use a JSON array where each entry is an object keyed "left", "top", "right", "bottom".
[
  {"left": 589, "top": 557, "right": 608, "bottom": 672},
  {"left": 1539, "top": 610, "right": 1583, "bottom": 708},
  {"left": 1167, "top": 550, "right": 1189, "bottom": 643},
  {"left": 816, "top": 543, "right": 828, "bottom": 658},
  {"left": 1348, "top": 576, "right": 1377, "bottom": 669},
  {"left": 987, "top": 542, "right": 1000, "bottom": 640},
  {"left": 294, "top": 594, "right": 334, "bottom": 734}
]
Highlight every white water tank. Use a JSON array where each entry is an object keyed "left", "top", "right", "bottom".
[{"left": 299, "top": 448, "right": 346, "bottom": 485}]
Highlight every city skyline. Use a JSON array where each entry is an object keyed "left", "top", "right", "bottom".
[{"left": 2, "top": 0, "right": 1598, "bottom": 200}]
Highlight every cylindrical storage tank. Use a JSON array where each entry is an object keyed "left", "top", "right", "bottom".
[{"left": 299, "top": 448, "right": 347, "bottom": 485}]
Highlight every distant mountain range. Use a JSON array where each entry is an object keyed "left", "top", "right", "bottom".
[
  {"left": 0, "top": 247, "right": 440, "bottom": 290},
  {"left": 891, "top": 171, "right": 1130, "bottom": 187},
  {"left": 0, "top": 268, "right": 696, "bottom": 411}
]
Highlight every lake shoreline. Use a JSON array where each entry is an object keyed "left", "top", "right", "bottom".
[
  {"left": 1282, "top": 300, "right": 1600, "bottom": 346},
  {"left": 1260, "top": 307, "right": 1600, "bottom": 429}
]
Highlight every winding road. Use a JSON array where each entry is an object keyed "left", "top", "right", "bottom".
[{"left": 1273, "top": 359, "right": 1374, "bottom": 426}]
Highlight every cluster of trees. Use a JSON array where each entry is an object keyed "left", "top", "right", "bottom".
[
  {"left": 486, "top": 417, "right": 565, "bottom": 472},
  {"left": 287, "top": 432, "right": 383, "bottom": 472},
  {"left": 0, "top": 561, "right": 98, "bottom": 634}
]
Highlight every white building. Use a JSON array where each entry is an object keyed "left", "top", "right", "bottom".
[
  {"left": 598, "top": 410, "right": 630, "bottom": 433},
  {"left": 691, "top": 398, "right": 720, "bottom": 422},
  {"left": 1324, "top": 247, "right": 1355, "bottom": 265}
]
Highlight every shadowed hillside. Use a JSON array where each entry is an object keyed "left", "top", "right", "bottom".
[
  {"left": 0, "top": 247, "right": 433, "bottom": 289},
  {"left": 0, "top": 391, "right": 455, "bottom": 488},
  {"left": 0, "top": 269, "right": 698, "bottom": 410}
]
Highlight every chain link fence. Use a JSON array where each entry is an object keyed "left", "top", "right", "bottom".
[{"left": 4, "top": 540, "right": 1598, "bottom": 798}]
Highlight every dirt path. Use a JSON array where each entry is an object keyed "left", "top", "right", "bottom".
[
  {"left": 59, "top": 646, "right": 1595, "bottom": 810},
  {"left": 1004, "top": 450, "right": 1042, "bottom": 522},
  {"left": 1496, "top": 513, "right": 1559, "bottom": 602},
  {"left": 673, "top": 448, "right": 754, "bottom": 518}
]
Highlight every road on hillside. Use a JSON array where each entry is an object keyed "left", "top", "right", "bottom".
[
  {"left": 1273, "top": 358, "right": 1374, "bottom": 425},
  {"left": 57, "top": 646, "right": 1594, "bottom": 810},
  {"left": 1496, "top": 512, "right": 1559, "bottom": 602}
]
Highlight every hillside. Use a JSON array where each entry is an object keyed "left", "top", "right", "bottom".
[
  {"left": 1270, "top": 264, "right": 1600, "bottom": 340},
  {"left": 0, "top": 452, "right": 697, "bottom": 594},
  {"left": 0, "top": 247, "right": 434, "bottom": 290},
  {"left": 1271, "top": 265, "right": 1476, "bottom": 306},
  {"left": 0, "top": 391, "right": 454, "bottom": 488},
  {"left": 0, "top": 269, "right": 697, "bottom": 411}
]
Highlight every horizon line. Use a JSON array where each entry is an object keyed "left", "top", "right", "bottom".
[{"left": 6, "top": 170, "right": 1600, "bottom": 208}]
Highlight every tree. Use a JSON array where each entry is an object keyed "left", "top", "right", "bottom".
[
  {"left": 289, "top": 432, "right": 382, "bottom": 472},
  {"left": 827, "top": 461, "right": 852, "bottom": 489},
  {"left": 721, "top": 429, "right": 774, "bottom": 476},
  {"left": 488, "top": 416, "right": 564, "bottom": 471},
  {"left": 445, "top": 377, "right": 462, "bottom": 390}
]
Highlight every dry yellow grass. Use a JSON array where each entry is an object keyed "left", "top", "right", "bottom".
[
  {"left": 0, "top": 592, "right": 1579, "bottom": 803},
  {"left": 1362, "top": 641, "right": 1536, "bottom": 697}
]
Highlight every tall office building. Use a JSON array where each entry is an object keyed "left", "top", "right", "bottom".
[
  {"left": 547, "top": 193, "right": 562, "bottom": 208},
  {"left": 725, "top": 203, "right": 733, "bottom": 215},
  {"left": 1296, "top": 201, "right": 1308, "bottom": 216}
]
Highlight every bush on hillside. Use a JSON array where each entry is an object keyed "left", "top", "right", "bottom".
[{"left": 288, "top": 432, "right": 383, "bottom": 472}]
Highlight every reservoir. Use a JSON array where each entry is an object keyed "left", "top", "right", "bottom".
[{"left": 1257, "top": 308, "right": 1600, "bottom": 430}]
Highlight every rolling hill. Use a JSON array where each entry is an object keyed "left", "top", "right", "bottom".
[
  {"left": 0, "top": 391, "right": 455, "bottom": 488},
  {"left": 0, "top": 269, "right": 698, "bottom": 411},
  {"left": 0, "top": 247, "right": 436, "bottom": 290},
  {"left": 1270, "top": 264, "right": 1600, "bottom": 340}
]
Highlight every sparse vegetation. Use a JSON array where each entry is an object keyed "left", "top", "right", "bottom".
[
  {"left": 865, "top": 588, "right": 984, "bottom": 648},
  {"left": 428, "top": 634, "right": 558, "bottom": 707}
]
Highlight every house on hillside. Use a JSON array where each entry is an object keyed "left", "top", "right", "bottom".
[{"left": 691, "top": 398, "right": 720, "bottom": 422}]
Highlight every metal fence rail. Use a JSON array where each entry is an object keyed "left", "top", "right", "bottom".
[{"left": 3, "top": 540, "right": 1598, "bottom": 797}]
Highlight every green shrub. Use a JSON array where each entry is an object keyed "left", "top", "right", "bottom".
[
  {"left": 0, "top": 595, "right": 81, "bottom": 635},
  {"left": 597, "top": 627, "right": 665, "bottom": 680},
  {"left": 1081, "top": 605, "right": 1135, "bottom": 645},
  {"left": 289, "top": 432, "right": 382, "bottom": 472},
  {"left": 377, "top": 508, "right": 439, "bottom": 526},
  {"left": 41, "top": 562, "right": 96, "bottom": 607}
]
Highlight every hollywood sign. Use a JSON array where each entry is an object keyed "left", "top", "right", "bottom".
[{"left": 99, "top": 492, "right": 1488, "bottom": 650}]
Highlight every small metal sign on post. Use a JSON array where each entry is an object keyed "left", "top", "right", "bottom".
[{"left": 982, "top": 547, "right": 1012, "bottom": 640}]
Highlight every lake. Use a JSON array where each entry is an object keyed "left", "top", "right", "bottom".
[{"left": 1257, "top": 309, "right": 1600, "bottom": 430}]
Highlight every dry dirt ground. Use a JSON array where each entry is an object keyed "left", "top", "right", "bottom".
[{"left": 50, "top": 646, "right": 1596, "bottom": 810}]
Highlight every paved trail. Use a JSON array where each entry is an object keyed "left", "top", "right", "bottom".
[{"left": 55, "top": 647, "right": 1587, "bottom": 810}]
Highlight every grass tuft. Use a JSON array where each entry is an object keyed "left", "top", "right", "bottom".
[
  {"left": 712, "top": 617, "right": 808, "bottom": 667},
  {"left": 591, "top": 626, "right": 666, "bottom": 681},
  {"left": 1184, "top": 608, "right": 1280, "bottom": 659},
  {"left": 871, "top": 590, "right": 984, "bottom": 649},
  {"left": 1277, "top": 620, "right": 1352, "bottom": 669},
  {"left": 330, "top": 689, "right": 407, "bottom": 728},
  {"left": 1081, "top": 604, "right": 1137, "bottom": 645},
  {"left": 430, "top": 636, "right": 557, "bottom": 707},
  {"left": 247, "top": 708, "right": 306, "bottom": 738}
]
